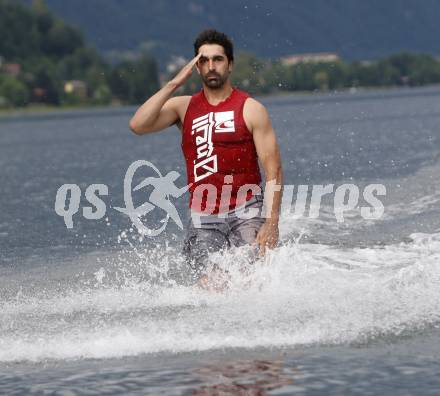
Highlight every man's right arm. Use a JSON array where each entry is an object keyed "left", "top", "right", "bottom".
[
  {"left": 129, "top": 53, "right": 202, "bottom": 135},
  {"left": 128, "top": 82, "right": 182, "bottom": 134}
]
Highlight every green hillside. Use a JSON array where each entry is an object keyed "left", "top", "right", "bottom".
[
  {"left": 19, "top": 0, "right": 440, "bottom": 64},
  {"left": 2, "top": 0, "right": 440, "bottom": 110},
  {"left": 0, "top": 0, "right": 159, "bottom": 108}
]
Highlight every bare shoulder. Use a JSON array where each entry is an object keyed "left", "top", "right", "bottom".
[
  {"left": 167, "top": 95, "right": 191, "bottom": 111},
  {"left": 168, "top": 95, "right": 191, "bottom": 122},
  {"left": 244, "top": 97, "right": 266, "bottom": 112},
  {"left": 166, "top": 95, "right": 191, "bottom": 129},
  {"left": 243, "top": 97, "right": 270, "bottom": 132},
  {"left": 170, "top": 95, "right": 192, "bottom": 104}
]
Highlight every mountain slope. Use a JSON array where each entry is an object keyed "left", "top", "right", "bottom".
[{"left": 19, "top": 0, "right": 440, "bottom": 64}]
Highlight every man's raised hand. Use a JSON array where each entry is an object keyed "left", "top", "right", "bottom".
[{"left": 169, "top": 53, "right": 202, "bottom": 88}]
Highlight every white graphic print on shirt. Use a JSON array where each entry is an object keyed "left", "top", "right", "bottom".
[{"left": 191, "top": 111, "right": 235, "bottom": 182}]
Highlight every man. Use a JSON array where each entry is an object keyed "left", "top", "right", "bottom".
[{"left": 129, "top": 30, "right": 283, "bottom": 289}]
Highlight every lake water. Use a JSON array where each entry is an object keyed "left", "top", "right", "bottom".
[{"left": 1, "top": 86, "right": 440, "bottom": 394}]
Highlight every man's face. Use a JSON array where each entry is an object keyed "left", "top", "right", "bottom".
[{"left": 196, "top": 44, "right": 232, "bottom": 89}]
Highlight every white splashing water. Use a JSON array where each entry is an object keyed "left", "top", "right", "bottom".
[{"left": 1, "top": 229, "right": 439, "bottom": 363}]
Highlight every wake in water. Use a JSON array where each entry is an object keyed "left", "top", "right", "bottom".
[{"left": 1, "top": 218, "right": 440, "bottom": 363}]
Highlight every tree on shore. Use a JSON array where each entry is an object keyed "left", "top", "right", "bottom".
[{"left": 0, "top": 0, "right": 159, "bottom": 108}]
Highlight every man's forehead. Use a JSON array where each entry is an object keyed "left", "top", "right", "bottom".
[{"left": 197, "top": 44, "right": 226, "bottom": 57}]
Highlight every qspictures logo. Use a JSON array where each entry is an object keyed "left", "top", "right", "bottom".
[
  {"left": 55, "top": 160, "right": 188, "bottom": 236},
  {"left": 54, "top": 160, "right": 387, "bottom": 237}
]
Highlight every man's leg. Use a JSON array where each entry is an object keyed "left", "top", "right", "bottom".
[
  {"left": 182, "top": 220, "right": 230, "bottom": 285},
  {"left": 229, "top": 197, "right": 265, "bottom": 258}
]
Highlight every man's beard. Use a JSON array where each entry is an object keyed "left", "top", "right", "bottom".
[{"left": 202, "top": 71, "right": 228, "bottom": 89}]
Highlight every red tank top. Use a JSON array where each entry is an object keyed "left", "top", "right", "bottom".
[{"left": 181, "top": 87, "right": 262, "bottom": 214}]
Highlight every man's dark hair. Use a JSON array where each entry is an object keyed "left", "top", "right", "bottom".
[{"left": 194, "top": 29, "right": 234, "bottom": 63}]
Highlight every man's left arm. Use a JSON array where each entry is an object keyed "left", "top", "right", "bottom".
[{"left": 244, "top": 98, "right": 283, "bottom": 255}]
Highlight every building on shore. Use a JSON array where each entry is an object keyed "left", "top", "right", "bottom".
[
  {"left": 281, "top": 52, "right": 340, "bottom": 66},
  {"left": 1, "top": 62, "right": 22, "bottom": 76}
]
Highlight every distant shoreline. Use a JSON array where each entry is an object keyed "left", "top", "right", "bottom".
[
  {"left": 2, "top": 83, "right": 440, "bottom": 120},
  {"left": 0, "top": 103, "right": 126, "bottom": 117}
]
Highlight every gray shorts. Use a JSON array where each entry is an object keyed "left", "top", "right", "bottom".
[{"left": 182, "top": 194, "right": 265, "bottom": 278}]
